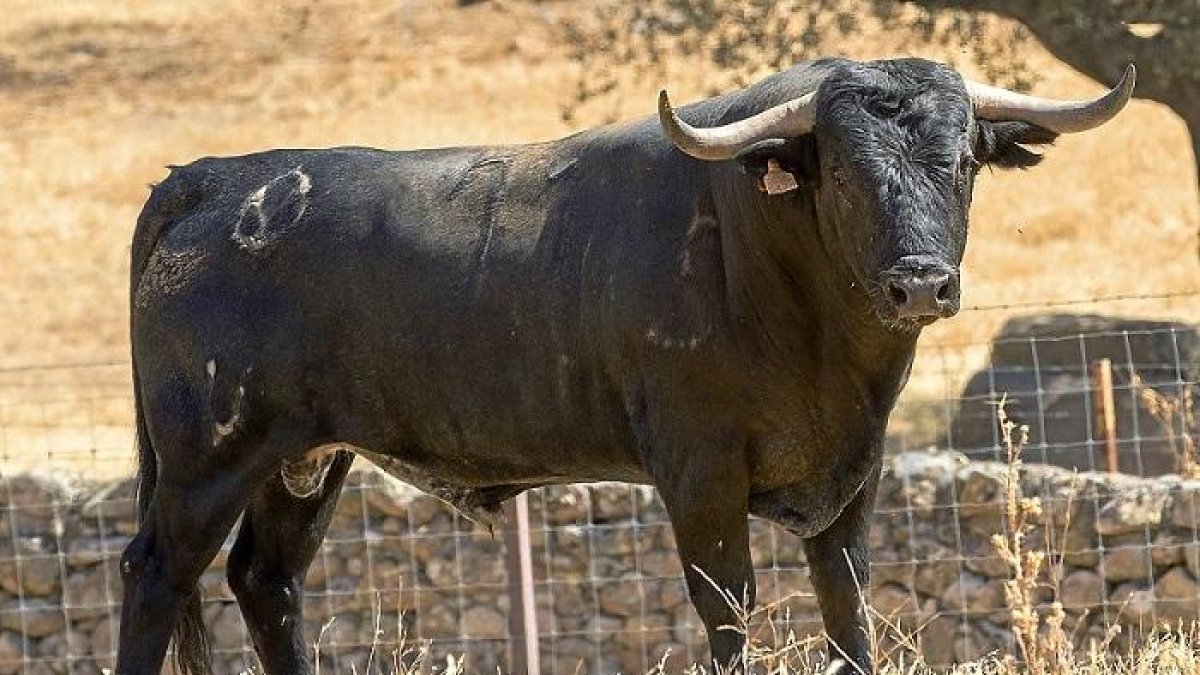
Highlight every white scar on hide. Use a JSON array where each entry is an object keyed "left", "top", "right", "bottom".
[
  {"left": 644, "top": 327, "right": 706, "bottom": 351},
  {"left": 208, "top": 359, "right": 248, "bottom": 447},
  {"left": 232, "top": 167, "right": 312, "bottom": 252}
]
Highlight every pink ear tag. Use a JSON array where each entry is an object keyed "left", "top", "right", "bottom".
[{"left": 762, "top": 159, "right": 799, "bottom": 195}]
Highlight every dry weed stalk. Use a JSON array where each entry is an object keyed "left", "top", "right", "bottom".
[
  {"left": 990, "top": 398, "right": 1073, "bottom": 675},
  {"left": 1129, "top": 373, "right": 1199, "bottom": 478}
]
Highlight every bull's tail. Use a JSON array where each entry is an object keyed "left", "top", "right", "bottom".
[{"left": 130, "top": 167, "right": 212, "bottom": 675}]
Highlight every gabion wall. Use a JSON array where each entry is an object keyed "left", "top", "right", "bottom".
[{"left": 3, "top": 450, "right": 1200, "bottom": 674}]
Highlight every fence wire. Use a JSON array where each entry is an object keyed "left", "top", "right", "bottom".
[{"left": 0, "top": 317, "right": 1198, "bottom": 674}]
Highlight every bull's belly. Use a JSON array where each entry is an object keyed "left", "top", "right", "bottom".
[{"left": 285, "top": 438, "right": 648, "bottom": 530}]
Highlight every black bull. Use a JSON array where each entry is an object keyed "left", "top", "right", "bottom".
[{"left": 117, "top": 58, "right": 1132, "bottom": 674}]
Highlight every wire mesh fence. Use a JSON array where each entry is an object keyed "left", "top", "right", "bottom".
[{"left": 1, "top": 309, "right": 1198, "bottom": 674}]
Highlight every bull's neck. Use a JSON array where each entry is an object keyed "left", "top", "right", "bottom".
[{"left": 712, "top": 173, "right": 918, "bottom": 409}]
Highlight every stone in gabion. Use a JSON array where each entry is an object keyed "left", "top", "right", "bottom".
[
  {"left": 0, "top": 632, "right": 21, "bottom": 675},
  {"left": 1111, "top": 582, "right": 1156, "bottom": 625},
  {"left": 1101, "top": 546, "right": 1155, "bottom": 582},
  {"left": 871, "top": 583, "right": 920, "bottom": 619},
  {"left": 1171, "top": 481, "right": 1200, "bottom": 530},
  {"left": 1150, "top": 532, "right": 1186, "bottom": 568},
  {"left": 939, "top": 573, "right": 1005, "bottom": 618},
  {"left": 1060, "top": 569, "right": 1105, "bottom": 611},
  {"left": 461, "top": 605, "right": 506, "bottom": 638},
  {"left": 918, "top": 615, "right": 960, "bottom": 666},
  {"left": 1153, "top": 567, "right": 1200, "bottom": 623},
  {"left": 1096, "top": 482, "right": 1171, "bottom": 536},
  {"left": 0, "top": 599, "right": 64, "bottom": 638}
]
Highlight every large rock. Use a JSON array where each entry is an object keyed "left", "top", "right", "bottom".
[
  {"left": 1186, "top": 543, "right": 1200, "bottom": 578},
  {"left": 954, "top": 463, "right": 1006, "bottom": 525},
  {"left": 35, "top": 628, "right": 87, "bottom": 661},
  {"left": 887, "top": 451, "right": 963, "bottom": 517},
  {"left": 90, "top": 617, "right": 116, "bottom": 665},
  {"left": 1151, "top": 532, "right": 1186, "bottom": 568},
  {"left": 947, "top": 315, "right": 1199, "bottom": 476}
]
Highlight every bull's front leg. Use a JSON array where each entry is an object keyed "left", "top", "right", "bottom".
[
  {"left": 804, "top": 464, "right": 881, "bottom": 674},
  {"left": 648, "top": 426, "right": 754, "bottom": 672}
]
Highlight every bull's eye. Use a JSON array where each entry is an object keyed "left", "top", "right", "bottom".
[{"left": 873, "top": 99, "right": 903, "bottom": 117}]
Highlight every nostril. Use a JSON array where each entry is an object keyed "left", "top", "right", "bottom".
[
  {"left": 935, "top": 280, "right": 952, "bottom": 302},
  {"left": 888, "top": 283, "right": 909, "bottom": 307}
]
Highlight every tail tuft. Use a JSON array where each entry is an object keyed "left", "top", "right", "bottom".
[{"left": 173, "top": 591, "right": 213, "bottom": 675}]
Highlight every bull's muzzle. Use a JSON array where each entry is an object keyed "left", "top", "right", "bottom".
[{"left": 878, "top": 261, "right": 960, "bottom": 322}]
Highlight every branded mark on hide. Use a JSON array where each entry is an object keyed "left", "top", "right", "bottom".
[{"left": 232, "top": 167, "right": 312, "bottom": 253}]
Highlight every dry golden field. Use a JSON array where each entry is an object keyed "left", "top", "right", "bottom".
[{"left": 0, "top": 0, "right": 1197, "bottom": 473}]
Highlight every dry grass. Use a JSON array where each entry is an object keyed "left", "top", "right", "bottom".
[
  {"left": 0, "top": 1, "right": 1196, "bottom": 457},
  {"left": 326, "top": 617, "right": 1199, "bottom": 674}
]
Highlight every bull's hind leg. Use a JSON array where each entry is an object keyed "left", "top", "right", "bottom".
[
  {"left": 118, "top": 483, "right": 251, "bottom": 675},
  {"left": 227, "top": 450, "right": 354, "bottom": 675},
  {"left": 117, "top": 384, "right": 264, "bottom": 675}
]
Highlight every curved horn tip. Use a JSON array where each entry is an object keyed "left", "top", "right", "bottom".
[
  {"left": 658, "top": 90, "right": 675, "bottom": 118},
  {"left": 1119, "top": 63, "right": 1136, "bottom": 93}
]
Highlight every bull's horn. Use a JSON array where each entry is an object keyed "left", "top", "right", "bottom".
[
  {"left": 659, "top": 90, "right": 817, "bottom": 161},
  {"left": 967, "top": 63, "right": 1136, "bottom": 133}
]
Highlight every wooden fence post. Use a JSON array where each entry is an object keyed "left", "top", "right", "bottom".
[
  {"left": 502, "top": 492, "right": 539, "bottom": 674},
  {"left": 1092, "top": 358, "right": 1119, "bottom": 472}
]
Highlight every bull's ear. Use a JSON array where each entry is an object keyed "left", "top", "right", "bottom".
[
  {"left": 734, "top": 136, "right": 818, "bottom": 194},
  {"left": 976, "top": 121, "right": 1059, "bottom": 170}
]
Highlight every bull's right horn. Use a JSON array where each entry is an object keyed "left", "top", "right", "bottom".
[{"left": 659, "top": 90, "right": 817, "bottom": 161}]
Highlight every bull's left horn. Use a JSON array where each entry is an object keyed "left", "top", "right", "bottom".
[
  {"left": 967, "top": 63, "right": 1136, "bottom": 134},
  {"left": 659, "top": 90, "right": 817, "bottom": 161}
]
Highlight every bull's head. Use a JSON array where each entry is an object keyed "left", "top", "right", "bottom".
[{"left": 659, "top": 59, "right": 1135, "bottom": 330}]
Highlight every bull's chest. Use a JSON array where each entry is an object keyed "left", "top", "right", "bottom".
[{"left": 744, "top": 383, "right": 892, "bottom": 537}]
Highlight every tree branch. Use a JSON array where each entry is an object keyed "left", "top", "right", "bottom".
[{"left": 901, "top": 0, "right": 1198, "bottom": 111}]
